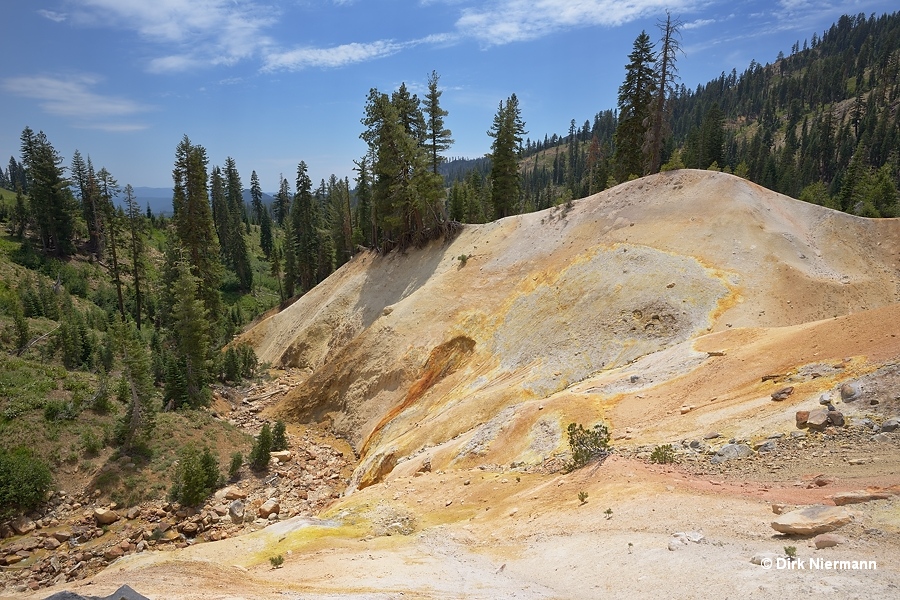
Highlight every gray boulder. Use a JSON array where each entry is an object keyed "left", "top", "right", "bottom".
[
  {"left": 880, "top": 418, "right": 899, "bottom": 432},
  {"left": 710, "top": 443, "right": 752, "bottom": 464},
  {"left": 228, "top": 499, "right": 246, "bottom": 524}
]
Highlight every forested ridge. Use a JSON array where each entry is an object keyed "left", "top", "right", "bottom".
[{"left": 446, "top": 10, "right": 900, "bottom": 220}]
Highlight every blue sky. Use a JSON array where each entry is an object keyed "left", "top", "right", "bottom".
[{"left": 1, "top": 1, "right": 896, "bottom": 192}]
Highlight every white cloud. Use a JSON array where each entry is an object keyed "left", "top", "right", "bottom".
[
  {"left": 68, "top": 0, "right": 277, "bottom": 72},
  {"left": 683, "top": 18, "right": 715, "bottom": 30},
  {"left": 263, "top": 40, "right": 409, "bottom": 71},
  {"left": 454, "top": 0, "right": 695, "bottom": 45},
  {"left": 37, "top": 9, "right": 68, "bottom": 22},
  {"left": 2, "top": 74, "right": 151, "bottom": 131}
]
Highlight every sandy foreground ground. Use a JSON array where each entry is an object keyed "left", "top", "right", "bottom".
[{"left": 12, "top": 453, "right": 900, "bottom": 600}]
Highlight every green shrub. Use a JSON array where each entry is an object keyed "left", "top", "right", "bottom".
[
  {"left": 249, "top": 423, "right": 272, "bottom": 471},
  {"left": 228, "top": 452, "right": 243, "bottom": 480},
  {"left": 0, "top": 447, "right": 52, "bottom": 519},
  {"left": 81, "top": 430, "right": 102, "bottom": 455},
  {"left": 566, "top": 422, "right": 610, "bottom": 471},
  {"left": 269, "top": 554, "right": 284, "bottom": 568},
  {"left": 168, "top": 445, "right": 220, "bottom": 506},
  {"left": 44, "top": 399, "right": 78, "bottom": 422},
  {"left": 271, "top": 421, "right": 288, "bottom": 452},
  {"left": 577, "top": 490, "right": 588, "bottom": 504},
  {"left": 649, "top": 444, "right": 677, "bottom": 464}
]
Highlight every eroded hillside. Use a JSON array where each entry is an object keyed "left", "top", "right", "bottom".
[
  {"left": 241, "top": 170, "right": 900, "bottom": 489},
  {"left": 17, "top": 170, "right": 900, "bottom": 600}
]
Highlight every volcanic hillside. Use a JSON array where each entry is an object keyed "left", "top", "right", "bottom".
[
  {"left": 16, "top": 169, "right": 900, "bottom": 600},
  {"left": 242, "top": 169, "right": 900, "bottom": 487}
]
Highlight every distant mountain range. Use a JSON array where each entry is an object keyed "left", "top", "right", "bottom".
[{"left": 126, "top": 187, "right": 275, "bottom": 216}]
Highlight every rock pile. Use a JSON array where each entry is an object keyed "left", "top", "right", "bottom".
[{"left": 0, "top": 426, "right": 352, "bottom": 595}]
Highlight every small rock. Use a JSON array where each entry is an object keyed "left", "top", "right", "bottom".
[
  {"left": 228, "top": 500, "right": 246, "bottom": 524},
  {"left": 257, "top": 499, "right": 280, "bottom": 519},
  {"left": 270, "top": 450, "right": 292, "bottom": 463},
  {"left": 771, "top": 503, "right": 789, "bottom": 515},
  {"left": 831, "top": 490, "right": 892, "bottom": 506},
  {"left": 795, "top": 411, "right": 810, "bottom": 428},
  {"left": 871, "top": 433, "right": 892, "bottom": 443},
  {"left": 703, "top": 432, "right": 721, "bottom": 440},
  {"left": 790, "top": 431, "right": 807, "bottom": 439},
  {"left": 811, "top": 475, "right": 835, "bottom": 487},
  {"left": 93, "top": 508, "right": 119, "bottom": 526},
  {"left": 754, "top": 440, "right": 777, "bottom": 453},
  {"left": 43, "top": 537, "right": 61, "bottom": 550},
  {"left": 222, "top": 487, "right": 248, "bottom": 501},
  {"left": 9, "top": 517, "right": 36, "bottom": 536},
  {"left": 840, "top": 383, "right": 860, "bottom": 401},
  {"left": 880, "top": 418, "right": 900, "bottom": 433},
  {"left": 805, "top": 409, "right": 830, "bottom": 431},
  {"left": 710, "top": 443, "right": 752, "bottom": 464},
  {"left": 813, "top": 533, "right": 845, "bottom": 549},
  {"left": 771, "top": 386, "right": 794, "bottom": 401},
  {"left": 827, "top": 411, "right": 845, "bottom": 427},
  {"left": 818, "top": 394, "right": 832, "bottom": 406},
  {"left": 771, "top": 505, "right": 853, "bottom": 535},
  {"left": 103, "top": 546, "right": 124, "bottom": 561}
]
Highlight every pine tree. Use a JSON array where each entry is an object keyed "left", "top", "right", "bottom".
[
  {"left": 224, "top": 157, "right": 253, "bottom": 290},
  {"left": 114, "top": 320, "right": 156, "bottom": 451},
  {"left": 172, "top": 135, "right": 222, "bottom": 326},
  {"left": 250, "top": 170, "right": 264, "bottom": 225},
  {"left": 353, "top": 156, "right": 374, "bottom": 246},
  {"left": 71, "top": 150, "right": 103, "bottom": 258},
  {"left": 614, "top": 31, "right": 656, "bottom": 180},
  {"left": 488, "top": 94, "right": 526, "bottom": 219},
  {"left": 259, "top": 208, "right": 274, "bottom": 258},
  {"left": 165, "top": 258, "right": 211, "bottom": 409},
  {"left": 424, "top": 70, "right": 454, "bottom": 176},
  {"left": 97, "top": 167, "right": 126, "bottom": 321},
  {"left": 292, "top": 162, "right": 319, "bottom": 291},
  {"left": 273, "top": 175, "right": 291, "bottom": 226},
  {"left": 20, "top": 128, "right": 76, "bottom": 256},
  {"left": 123, "top": 184, "right": 147, "bottom": 329},
  {"left": 210, "top": 166, "right": 231, "bottom": 255}
]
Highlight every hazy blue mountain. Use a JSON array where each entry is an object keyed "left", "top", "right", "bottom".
[{"left": 125, "top": 187, "right": 275, "bottom": 217}]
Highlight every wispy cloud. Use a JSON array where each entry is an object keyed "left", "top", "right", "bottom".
[
  {"left": 1, "top": 74, "right": 152, "bottom": 131},
  {"left": 453, "top": 0, "right": 694, "bottom": 45},
  {"left": 68, "top": 0, "right": 277, "bottom": 72},
  {"left": 264, "top": 39, "right": 410, "bottom": 72},
  {"left": 683, "top": 18, "right": 715, "bottom": 30},
  {"left": 37, "top": 9, "right": 68, "bottom": 22}
]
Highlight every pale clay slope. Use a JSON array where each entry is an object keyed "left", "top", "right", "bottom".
[
  {"left": 18, "top": 170, "right": 900, "bottom": 600},
  {"left": 245, "top": 169, "right": 899, "bottom": 488}
]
